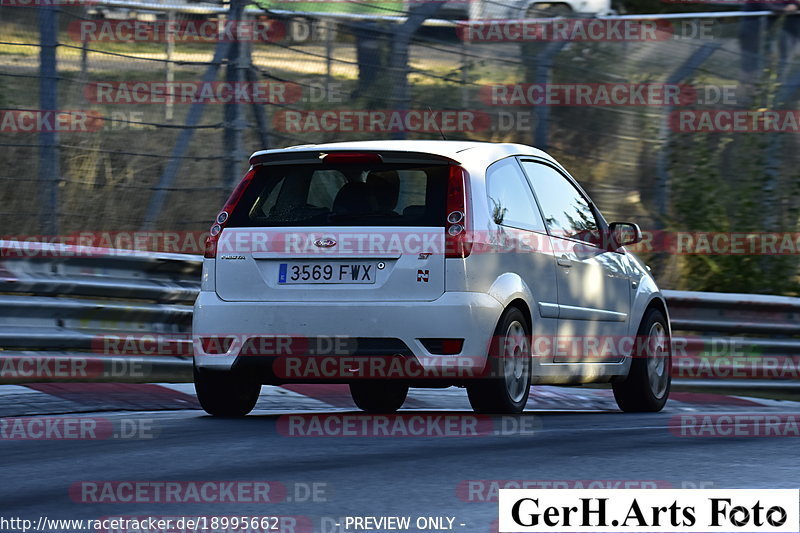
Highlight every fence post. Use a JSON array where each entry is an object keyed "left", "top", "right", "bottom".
[
  {"left": 389, "top": 29, "right": 410, "bottom": 141},
  {"left": 79, "top": 37, "right": 89, "bottom": 107},
  {"left": 38, "top": 4, "right": 60, "bottom": 236},
  {"left": 388, "top": 1, "right": 444, "bottom": 140},
  {"left": 245, "top": 44, "right": 270, "bottom": 149},
  {"left": 460, "top": 39, "right": 468, "bottom": 110},
  {"left": 654, "top": 42, "right": 721, "bottom": 229},
  {"left": 325, "top": 20, "right": 334, "bottom": 87},
  {"left": 762, "top": 67, "right": 800, "bottom": 231},
  {"left": 165, "top": 10, "right": 176, "bottom": 122},
  {"left": 532, "top": 42, "right": 567, "bottom": 150},
  {"left": 224, "top": 0, "right": 247, "bottom": 188},
  {"left": 140, "top": 40, "right": 231, "bottom": 230}
]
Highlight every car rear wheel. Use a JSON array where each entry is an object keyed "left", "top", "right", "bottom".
[
  {"left": 612, "top": 308, "right": 671, "bottom": 412},
  {"left": 349, "top": 381, "right": 409, "bottom": 413},
  {"left": 194, "top": 366, "right": 261, "bottom": 417},
  {"left": 467, "top": 307, "right": 532, "bottom": 414}
]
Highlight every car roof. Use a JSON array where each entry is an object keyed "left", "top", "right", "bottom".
[{"left": 249, "top": 140, "right": 556, "bottom": 166}]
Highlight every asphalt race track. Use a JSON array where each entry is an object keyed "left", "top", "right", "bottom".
[{"left": 1, "top": 384, "right": 799, "bottom": 532}]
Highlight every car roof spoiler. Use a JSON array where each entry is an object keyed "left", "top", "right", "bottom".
[{"left": 249, "top": 149, "right": 459, "bottom": 167}]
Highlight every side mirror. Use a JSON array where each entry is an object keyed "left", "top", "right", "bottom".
[{"left": 608, "top": 222, "right": 642, "bottom": 249}]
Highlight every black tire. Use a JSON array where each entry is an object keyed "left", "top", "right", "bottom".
[
  {"left": 467, "top": 307, "right": 532, "bottom": 414},
  {"left": 613, "top": 308, "right": 671, "bottom": 412},
  {"left": 349, "top": 381, "right": 409, "bottom": 413},
  {"left": 194, "top": 366, "right": 261, "bottom": 417}
]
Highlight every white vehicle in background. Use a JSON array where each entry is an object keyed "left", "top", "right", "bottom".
[
  {"left": 468, "top": 0, "right": 614, "bottom": 19},
  {"left": 193, "top": 140, "right": 671, "bottom": 417},
  {"left": 86, "top": 0, "right": 220, "bottom": 21}
]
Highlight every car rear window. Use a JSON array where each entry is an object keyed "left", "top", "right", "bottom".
[{"left": 226, "top": 163, "right": 448, "bottom": 227}]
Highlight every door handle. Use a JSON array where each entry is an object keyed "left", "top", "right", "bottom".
[{"left": 557, "top": 255, "right": 572, "bottom": 267}]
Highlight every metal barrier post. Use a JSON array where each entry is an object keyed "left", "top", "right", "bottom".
[{"left": 38, "top": 4, "right": 60, "bottom": 236}]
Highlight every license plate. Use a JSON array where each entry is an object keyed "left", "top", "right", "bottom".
[{"left": 278, "top": 262, "right": 376, "bottom": 284}]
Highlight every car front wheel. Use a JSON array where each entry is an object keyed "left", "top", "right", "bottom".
[{"left": 613, "top": 308, "right": 671, "bottom": 412}]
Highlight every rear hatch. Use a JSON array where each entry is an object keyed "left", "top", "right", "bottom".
[{"left": 214, "top": 151, "right": 455, "bottom": 302}]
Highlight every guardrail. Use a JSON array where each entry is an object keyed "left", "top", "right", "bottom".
[
  {"left": 0, "top": 241, "right": 797, "bottom": 390},
  {"left": 666, "top": 290, "right": 800, "bottom": 390},
  {"left": 0, "top": 241, "right": 199, "bottom": 383}
]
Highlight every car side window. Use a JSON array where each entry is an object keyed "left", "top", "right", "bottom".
[
  {"left": 485, "top": 158, "right": 546, "bottom": 232},
  {"left": 520, "top": 161, "right": 600, "bottom": 245}
]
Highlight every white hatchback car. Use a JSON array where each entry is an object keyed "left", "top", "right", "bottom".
[{"left": 193, "top": 140, "right": 671, "bottom": 416}]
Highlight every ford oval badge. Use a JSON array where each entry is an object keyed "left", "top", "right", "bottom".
[{"left": 314, "top": 238, "right": 337, "bottom": 248}]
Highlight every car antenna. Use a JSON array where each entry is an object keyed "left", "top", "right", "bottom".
[{"left": 428, "top": 106, "right": 447, "bottom": 140}]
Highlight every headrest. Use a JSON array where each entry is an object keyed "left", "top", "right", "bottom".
[
  {"left": 332, "top": 182, "right": 379, "bottom": 215},
  {"left": 366, "top": 170, "right": 400, "bottom": 211}
]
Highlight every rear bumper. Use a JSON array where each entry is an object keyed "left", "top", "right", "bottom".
[{"left": 192, "top": 291, "right": 503, "bottom": 382}]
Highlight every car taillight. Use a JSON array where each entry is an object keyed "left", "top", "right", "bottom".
[
  {"left": 204, "top": 167, "right": 257, "bottom": 259},
  {"left": 445, "top": 165, "right": 472, "bottom": 259}
]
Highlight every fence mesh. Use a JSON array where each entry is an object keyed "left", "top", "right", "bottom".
[{"left": 1, "top": 2, "right": 799, "bottom": 290}]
